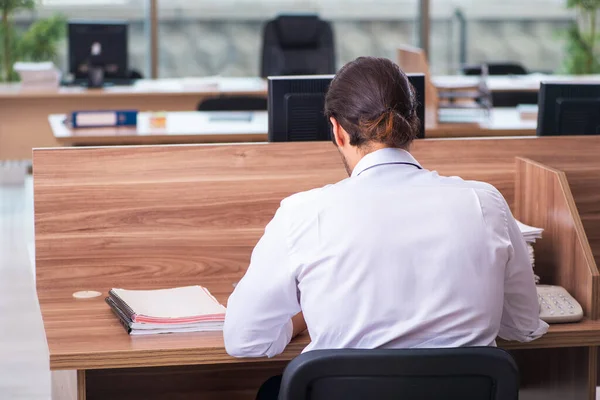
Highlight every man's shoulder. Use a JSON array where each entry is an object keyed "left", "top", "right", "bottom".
[
  {"left": 280, "top": 182, "right": 339, "bottom": 211},
  {"left": 437, "top": 174, "right": 503, "bottom": 196}
]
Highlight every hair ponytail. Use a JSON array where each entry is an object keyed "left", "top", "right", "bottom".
[{"left": 325, "top": 57, "right": 421, "bottom": 149}]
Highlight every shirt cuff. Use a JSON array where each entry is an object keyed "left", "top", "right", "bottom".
[
  {"left": 264, "top": 319, "right": 294, "bottom": 358},
  {"left": 499, "top": 320, "right": 549, "bottom": 342}
]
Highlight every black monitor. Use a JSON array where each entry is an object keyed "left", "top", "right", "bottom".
[
  {"left": 537, "top": 82, "right": 600, "bottom": 136},
  {"left": 68, "top": 20, "right": 128, "bottom": 84},
  {"left": 268, "top": 73, "right": 426, "bottom": 142}
]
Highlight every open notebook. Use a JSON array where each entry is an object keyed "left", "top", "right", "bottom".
[{"left": 106, "top": 286, "right": 226, "bottom": 335}]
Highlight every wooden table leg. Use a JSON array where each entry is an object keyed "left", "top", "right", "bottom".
[{"left": 51, "top": 370, "right": 86, "bottom": 400}]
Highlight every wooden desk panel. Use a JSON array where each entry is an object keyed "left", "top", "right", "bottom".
[
  {"left": 32, "top": 136, "right": 600, "bottom": 369},
  {"left": 33, "top": 137, "right": 600, "bottom": 400},
  {"left": 515, "top": 158, "right": 599, "bottom": 319},
  {"left": 34, "top": 137, "right": 600, "bottom": 296}
]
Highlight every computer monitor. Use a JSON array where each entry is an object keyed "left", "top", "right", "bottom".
[
  {"left": 268, "top": 73, "right": 426, "bottom": 142},
  {"left": 537, "top": 82, "right": 600, "bottom": 136},
  {"left": 68, "top": 20, "right": 128, "bottom": 83}
]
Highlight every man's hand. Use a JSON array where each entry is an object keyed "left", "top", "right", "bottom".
[{"left": 292, "top": 312, "right": 307, "bottom": 338}]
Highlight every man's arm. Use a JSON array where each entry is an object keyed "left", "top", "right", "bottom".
[
  {"left": 498, "top": 211, "right": 549, "bottom": 341},
  {"left": 223, "top": 207, "right": 302, "bottom": 358},
  {"left": 292, "top": 312, "right": 307, "bottom": 338}
]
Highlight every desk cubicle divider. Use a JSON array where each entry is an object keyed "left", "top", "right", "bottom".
[
  {"left": 32, "top": 139, "right": 600, "bottom": 400},
  {"left": 514, "top": 157, "right": 599, "bottom": 320}
]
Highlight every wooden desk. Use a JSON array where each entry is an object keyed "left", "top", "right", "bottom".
[
  {"left": 0, "top": 77, "right": 267, "bottom": 160},
  {"left": 33, "top": 137, "right": 600, "bottom": 399},
  {"left": 49, "top": 108, "right": 535, "bottom": 147},
  {"left": 433, "top": 74, "right": 600, "bottom": 93},
  {"left": 50, "top": 112, "right": 269, "bottom": 146}
]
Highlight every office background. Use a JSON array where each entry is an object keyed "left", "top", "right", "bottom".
[{"left": 16, "top": 0, "right": 571, "bottom": 78}]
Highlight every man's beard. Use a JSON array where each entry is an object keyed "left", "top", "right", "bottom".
[{"left": 337, "top": 148, "right": 352, "bottom": 176}]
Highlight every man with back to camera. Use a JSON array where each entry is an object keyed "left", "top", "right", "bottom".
[{"left": 223, "top": 57, "right": 548, "bottom": 398}]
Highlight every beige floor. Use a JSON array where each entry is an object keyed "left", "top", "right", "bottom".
[{"left": 0, "top": 178, "right": 51, "bottom": 400}]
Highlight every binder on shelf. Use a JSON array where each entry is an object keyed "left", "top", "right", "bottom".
[{"left": 70, "top": 110, "right": 138, "bottom": 128}]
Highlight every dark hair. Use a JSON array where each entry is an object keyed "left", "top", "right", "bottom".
[{"left": 324, "top": 57, "right": 421, "bottom": 149}]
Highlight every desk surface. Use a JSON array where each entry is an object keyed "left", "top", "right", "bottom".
[
  {"left": 2, "top": 75, "right": 599, "bottom": 99},
  {"left": 41, "top": 279, "right": 600, "bottom": 371},
  {"left": 0, "top": 77, "right": 267, "bottom": 99},
  {"left": 433, "top": 74, "right": 600, "bottom": 93},
  {"left": 50, "top": 108, "right": 535, "bottom": 146},
  {"left": 50, "top": 111, "right": 269, "bottom": 145}
]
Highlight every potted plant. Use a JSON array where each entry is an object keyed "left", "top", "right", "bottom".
[
  {"left": 1, "top": 0, "right": 66, "bottom": 82},
  {"left": 563, "top": 0, "right": 600, "bottom": 74}
]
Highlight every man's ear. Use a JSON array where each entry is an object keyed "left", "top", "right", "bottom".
[{"left": 330, "top": 117, "right": 345, "bottom": 147}]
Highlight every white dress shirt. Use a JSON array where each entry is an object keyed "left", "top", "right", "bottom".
[{"left": 223, "top": 148, "right": 548, "bottom": 358}]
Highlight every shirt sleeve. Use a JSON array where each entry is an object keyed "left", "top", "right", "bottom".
[
  {"left": 498, "top": 206, "right": 549, "bottom": 342},
  {"left": 223, "top": 206, "right": 301, "bottom": 358}
]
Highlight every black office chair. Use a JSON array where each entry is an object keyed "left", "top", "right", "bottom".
[
  {"left": 277, "top": 347, "right": 519, "bottom": 400},
  {"left": 127, "top": 69, "right": 144, "bottom": 80},
  {"left": 462, "top": 63, "right": 535, "bottom": 107},
  {"left": 197, "top": 96, "right": 267, "bottom": 111},
  {"left": 260, "top": 15, "right": 336, "bottom": 78}
]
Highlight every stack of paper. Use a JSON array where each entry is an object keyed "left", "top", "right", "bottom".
[
  {"left": 517, "top": 221, "right": 543, "bottom": 243},
  {"left": 106, "top": 286, "right": 226, "bottom": 335},
  {"left": 517, "top": 220, "right": 543, "bottom": 283},
  {"left": 14, "top": 62, "right": 61, "bottom": 90}
]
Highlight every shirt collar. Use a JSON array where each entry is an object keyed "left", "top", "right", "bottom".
[{"left": 351, "top": 148, "right": 422, "bottom": 178}]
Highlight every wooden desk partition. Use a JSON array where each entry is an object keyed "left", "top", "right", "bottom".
[
  {"left": 515, "top": 158, "right": 599, "bottom": 319},
  {"left": 33, "top": 137, "right": 600, "bottom": 400}
]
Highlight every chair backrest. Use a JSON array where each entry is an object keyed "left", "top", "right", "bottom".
[
  {"left": 127, "top": 69, "right": 144, "bottom": 79},
  {"left": 463, "top": 63, "right": 528, "bottom": 76},
  {"left": 197, "top": 96, "right": 267, "bottom": 111},
  {"left": 261, "top": 15, "right": 336, "bottom": 77},
  {"left": 397, "top": 45, "right": 439, "bottom": 128},
  {"left": 278, "top": 347, "right": 519, "bottom": 400}
]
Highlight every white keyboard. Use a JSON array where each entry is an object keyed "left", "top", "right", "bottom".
[{"left": 537, "top": 285, "right": 583, "bottom": 323}]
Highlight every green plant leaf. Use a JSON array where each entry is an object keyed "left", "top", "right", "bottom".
[
  {"left": 0, "top": 0, "right": 35, "bottom": 13},
  {"left": 0, "top": 22, "right": 22, "bottom": 81},
  {"left": 17, "top": 14, "right": 66, "bottom": 62},
  {"left": 562, "top": 24, "right": 600, "bottom": 74},
  {"left": 567, "top": 0, "right": 600, "bottom": 10}
]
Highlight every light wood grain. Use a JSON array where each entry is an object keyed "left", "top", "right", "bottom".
[
  {"left": 30, "top": 136, "right": 600, "bottom": 375},
  {"left": 33, "top": 137, "right": 600, "bottom": 295},
  {"left": 515, "top": 158, "right": 599, "bottom": 319}
]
